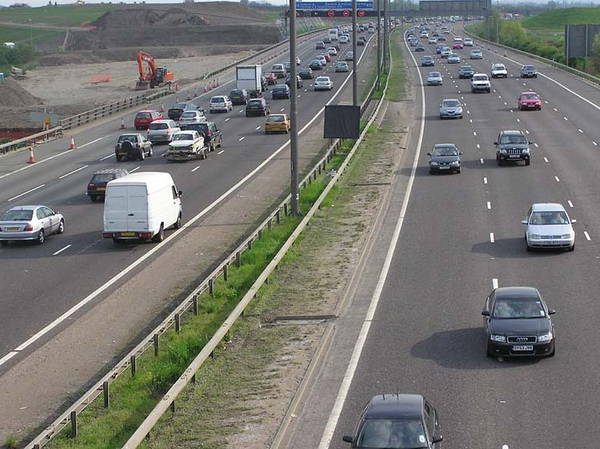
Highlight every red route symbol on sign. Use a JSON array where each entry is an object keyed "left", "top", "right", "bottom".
[
  {"left": 342, "top": 9, "right": 350, "bottom": 16},
  {"left": 327, "top": 10, "right": 335, "bottom": 16},
  {"left": 357, "top": 10, "right": 366, "bottom": 16}
]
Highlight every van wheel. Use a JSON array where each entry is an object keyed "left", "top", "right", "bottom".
[
  {"left": 174, "top": 214, "right": 182, "bottom": 229},
  {"left": 113, "top": 237, "right": 122, "bottom": 245},
  {"left": 90, "top": 196, "right": 97, "bottom": 202},
  {"left": 152, "top": 225, "right": 164, "bottom": 243}
]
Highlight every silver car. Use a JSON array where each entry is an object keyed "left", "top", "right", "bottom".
[
  {"left": 0, "top": 205, "right": 64, "bottom": 245},
  {"left": 147, "top": 119, "right": 181, "bottom": 144},
  {"left": 523, "top": 203, "right": 575, "bottom": 251},
  {"left": 470, "top": 49, "right": 483, "bottom": 59},
  {"left": 314, "top": 76, "right": 333, "bottom": 91},
  {"left": 439, "top": 98, "right": 463, "bottom": 119},
  {"left": 426, "top": 71, "right": 443, "bottom": 86}
]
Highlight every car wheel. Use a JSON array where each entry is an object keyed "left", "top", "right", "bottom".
[
  {"left": 174, "top": 214, "right": 182, "bottom": 229},
  {"left": 116, "top": 154, "right": 123, "bottom": 162},
  {"left": 152, "top": 225, "right": 164, "bottom": 243},
  {"left": 148, "top": 146, "right": 153, "bottom": 157},
  {"left": 526, "top": 240, "right": 532, "bottom": 252},
  {"left": 568, "top": 244, "right": 575, "bottom": 252},
  {"left": 36, "top": 229, "right": 45, "bottom": 245},
  {"left": 139, "top": 151, "right": 145, "bottom": 161},
  {"left": 201, "top": 149, "right": 207, "bottom": 160},
  {"left": 112, "top": 237, "right": 122, "bottom": 245},
  {"left": 456, "top": 168, "right": 461, "bottom": 174},
  {"left": 497, "top": 158, "right": 503, "bottom": 166},
  {"left": 90, "top": 195, "right": 97, "bottom": 202},
  {"left": 57, "top": 219, "right": 65, "bottom": 234},
  {"left": 525, "top": 159, "right": 531, "bottom": 166},
  {"left": 486, "top": 345, "right": 496, "bottom": 358}
]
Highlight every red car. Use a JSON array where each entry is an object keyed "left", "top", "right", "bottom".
[
  {"left": 452, "top": 42, "right": 464, "bottom": 49},
  {"left": 134, "top": 110, "right": 163, "bottom": 130},
  {"left": 321, "top": 53, "right": 332, "bottom": 62},
  {"left": 518, "top": 91, "right": 542, "bottom": 110},
  {"left": 265, "top": 72, "right": 278, "bottom": 85}
]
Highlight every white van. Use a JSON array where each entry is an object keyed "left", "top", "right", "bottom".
[{"left": 102, "top": 172, "right": 182, "bottom": 243}]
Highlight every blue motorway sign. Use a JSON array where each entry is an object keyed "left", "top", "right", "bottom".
[{"left": 297, "top": 1, "right": 374, "bottom": 9}]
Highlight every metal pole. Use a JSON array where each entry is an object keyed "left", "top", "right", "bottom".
[
  {"left": 352, "top": 0, "right": 358, "bottom": 107},
  {"left": 383, "top": 0, "right": 389, "bottom": 72},
  {"left": 289, "top": 0, "right": 300, "bottom": 216},
  {"left": 376, "top": 0, "right": 381, "bottom": 90}
]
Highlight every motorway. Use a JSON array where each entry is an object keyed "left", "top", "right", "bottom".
[
  {"left": 304, "top": 24, "right": 600, "bottom": 449},
  {"left": 0, "top": 31, "right": 374, "bottom": 370}
]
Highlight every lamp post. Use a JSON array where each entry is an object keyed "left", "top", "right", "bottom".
[
  {"left": 289, "top": 0, "right": 300, "bottom": 216},
  {"left": 352, "top": 0, "right": 358, "bottom": 106}
]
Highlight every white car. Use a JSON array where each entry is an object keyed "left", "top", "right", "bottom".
[
  {"left": 178, "top": 110, "right": 207, "bottom": 125},
  {"left": 148, "top": 119, "right": 181, "bottom": 143},
  {"left": 314, "top": 76, "right": 333, "bottom": 91},
  {"left": 427, "top": 71, "right": 443, "bottom": 86},
  {"left": 296, "top": 56, "right": 301, "bottom": 65},
  {"left": 491, "top": 63, "right": 508, "bottom": 78},
  {"left": 165, "top": 130, "right": 207, "bottom": 161},
  {"left": 471, "top": 73, "right": 491, "bottom": 93},
  {"left": 464, "top": 38, "right": 474, "bottom": 46},
  {"left": 428, "top": 37, "right": 437, "bottom": 44},
  {"left": 522, "top": 203, "right": 575, "bottom": 251},
  {"left": 209, "top": 95, "right": 233, "bottom": 113},
  {"left": 327, "top": 47, "right": 338, "bottom": 56},
  {"left": 0, "top": 205, "right": 64, "bottom": 245},
  {"left": 339, "top": 35, "right": 349, "bottom": 43}
]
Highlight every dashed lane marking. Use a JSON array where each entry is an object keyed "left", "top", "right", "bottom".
[
  {"left": 58, "top": 165, "right": 89, "bottom": 180},
  {"left": 483, "top": 177, "right": 488, "bottom": 184},
  {"left": 8, "top": 184, "right": 45, "bottom": 202},
  {"left": 487, "top": 201, "right": 492, "bottom": 210},
  {"left": 554, "top": 176, "right": 560, "bottom": 182},
  {"left": 480, "top": 158, "right": 484, "bottom": 164},
  {"left": 584, "top": 231, "right": 591, "bottom": 241},
  {"left": 493, "top": 278, "right": 499, "bottom": 289},
  {"left": 130, "top": 166, "right": 140, "bottom": 173},
  {"left": 52, "top": 244, "right": 72, "bottom": 256},
  {"left": 217, "top": 150, "right": 224, "bottom": 155},
  {"left": 191, "top": 166, "right": 200, "bottom": 173},
  {"left": 490, "top": 232, "right": 495, "bottom": 243},
  {"left": 99, "top": 153, "right": 114, "bottom": 161},
  {"left": 239, "top": 136, "right": 246, "bottom": 142},
  {"left": 568, "top": 200, "right": 574, "bottom": 208}
]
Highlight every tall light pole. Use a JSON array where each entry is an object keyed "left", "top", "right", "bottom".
[
  {"left": 352, "top": 0, "right": 358, "bottom": 106},
  {"left": 376, "top": 0, "right": 381, "bottom": 90},
  {"left": 289, "top": 0, "right": 300, "bottom": 216},
  {"left": 383, "top": 0, "right": 388, "bottom": 71}
]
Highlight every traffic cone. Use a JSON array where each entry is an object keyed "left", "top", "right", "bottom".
[
  {"left": 27, "top": 146, "right": 36, "bottom": 164},
  {"left": 120, "top": 118, "right": 125, "bottom": 129},
  {"left": 68, "top": 137, "right": 76, "bottom": 150}
]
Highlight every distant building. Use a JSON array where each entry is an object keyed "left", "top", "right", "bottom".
[{"left": 241, "top": 0, "right": 249, "bottom": 5}]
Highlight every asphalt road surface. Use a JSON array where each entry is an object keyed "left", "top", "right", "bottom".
[
  {"left": 324, "top": 25, "right": 600, "bottom": 449},
  {"left": 0, "top": 32, "right": 374, "bottom": 368}
]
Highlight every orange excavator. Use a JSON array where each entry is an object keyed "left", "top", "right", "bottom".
[{"left": 135, "top": 50, "right": 174, "bottom": 90}]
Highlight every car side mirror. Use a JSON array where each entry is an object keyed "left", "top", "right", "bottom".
[
  {"left": 178, "top": 190, "right": 183, "bottom": 197},
  {"left": 571, "top": 219, "right": 576, "bottom": 224},
  {"left": 481, "top": 310, "right": 490, "bottom": 316},
  {"left": 548, "top": 309, "right": 556, "bottom": 315},
  {"left": 528, "top": 141, "right": 534, "bottom": 145},
  {"left": 493, "top": 142, "right": 498, "bottom": 145},
  {"left": 459, "top": 151, "right": 463, "bottom": 155},
  {"left": 427, "top": 152, "right": 431, "bottom": 156},
  {"left": 342, "top": 436, "right": 354, "bottom": 444},
  {"left": 432, "top": 435, "right": 443, "bottom": 443},
  {"left": 521, "top": 220, "right": 528, "bottom": 225}
]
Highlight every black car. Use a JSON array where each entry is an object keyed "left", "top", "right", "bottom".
[
  {"left": 520, "top": 64, "right": 538, "bottom": 78},
  {"left": 309, "top": 60, "right": 323, "bottom": 70},
  {"left": 87, "top": 168, "right": 129, "bottom": 202},
  {"left": 285, "top": 74, "right": 303, "bottom": 88},
  {"left": 357, "top": 38, "right": 366, "bottom": 46},
  {"left": 414, "top": 46, "right": 425, "bottom": 52},
  {"left": 316, "top": 41, "right": 326, "bottom": 49},
  {"left": 229, "top": 89, "right": 248, "bottom": 105},
  {"left": 298, "top": 67, "right": 314, "bottom": 79},
  {"left": 427, "top": 143, "right": 461, "bottom": 174},
  {"left": 167, "top": 102, "right": 196, "bottom": 121},
  {"left": 180, "top": 122, "right": 223, "bottom": 152},
  {"left": 343, "top": 394, "right": 443, "bottom": 449},
  {"left": 458, "top": 65, "right": 475, "bottom": 78},
  {"left": 483, "top": 287, "right": 556, "bottom": 358},
  {"left": 271, "top": 84, "right": 290, "bottom": 99},
  {"left": 245, "top": 98, "right": 270, "bottom": 117}
]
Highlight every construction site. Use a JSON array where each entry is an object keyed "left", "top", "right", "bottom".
[{"left": 0, "top": 2, "right": 288, "bottom": 131}]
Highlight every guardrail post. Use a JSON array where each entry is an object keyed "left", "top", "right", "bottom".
[
  {"left": 103, "top": 381, "right": 110, "bottom": 408},
  {"left": 209, "top": 279, "right": 214, "bottom": 296},
  {"left": 192, "top": 374, "right": 196, "bottom": 384},
  {"left": 70, "top": 411, "right": 77, "bottom": 438},
  {"left": 170, "top": 400, "right": 176, "bottom": 414},
  {"left": 175, "top": 313, "right": 181, "bottom": 333},
  {"left": 276, "top": 210, "right": 281, "bottom": 224},
  {"left": 258, "top": 229, "right": 263, "bottom": 240},
  {"left": 236, "top": 251, "right": 241, "bottom": 267},
  {"left": 313, "top": 171, "right": 318, "bottom": 181},
  {"left": 193, "top": 296, "right": 199, "bottom": 315},
  {"left": 248, "top": 239, "right": 253, "bottom": 250},
  {"left": 130, "top": 355, "right": 137, "bottom": 377},
  {"left": 284, "top": 203, "right": 288, "bottom": 216},
  {"left": 223, "top": 264, "right": 228, "bottom": 282},
  {"left": 153, "top": 334, "right": 159, "bottom": 356},
  {"left": 267, "top": 219, "right": 272, "bottom": 231}
]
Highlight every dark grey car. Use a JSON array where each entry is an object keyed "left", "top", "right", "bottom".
[
  {"left": 495, "top": 130, "right": 531, "bottom": 166},
  {"left": 428, "top": 143, "right": 462, "bottom": 174},
  {"left": 520, "top": 64, "right": 538, "bottom": 78},
  {"left": 439, "top": 98, "right": 463, "bottom": 119}
]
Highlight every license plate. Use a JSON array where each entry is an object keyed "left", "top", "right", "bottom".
[
  {"left": 120, "top": 232, "right": 136, "bottom": 237},
  {"left": 97, "top": 187, "right": 106, "bottom": 191},
  {"left": 509, "top": 155, "right": 521, "bottom": 159},
  {"left": 439, "top": 166, "right": 450, "bottom": 169},
  {"left": 512, "top": 345, "right": 533, "bottom": 351},
  {"left": 5, "top": 227, "right": 19, "bottom": 231}
]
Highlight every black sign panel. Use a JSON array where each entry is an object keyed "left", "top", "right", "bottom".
[
  {"left": 324, "top": 105, "right": 360, "bottom": 139},
  {"left": 565, "top": 24, "right": 600, "bottom": 59}
]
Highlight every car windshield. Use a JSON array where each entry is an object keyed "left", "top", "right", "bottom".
[
  {"left": 522, "top": 94, "right": 539, "bottom": 100},
  {"left": 429, "top": 72, "right": 441, "bottom": 78},
  {"left": 173, "top": 133, "right": 194, "bottom": 141},
  {"left": 433, "top": 145, "right": 458, "bottom": 156},
  {"left": 149, "top": 123, "right": 168, "bottom": 130},
  {"left": 316, "top": 77, "right": 329, "bottom": 82},
  {"left": 91, "top": 174, "right": 116, "bottom": 183},
  {"left": 248, "top": 100, "right": 262, "bottom": 106},
  {"left": 136, "top": 112, "right": 151, "bottom": 119},
  {"left": 523, "top": 65, "right": 535, "bottom": 70},
  {"left": 357, "top": 419, "right": 428, "bottom": 449},
  {"left": 181, "top": 112, "right": 197, "bottom": 118},
  {"left": 171, "top": 103, "right": 187, "bottom": 110},
  {"left": 500, "top": 134, "right": 526, "bottom": 144},
  {"left": 473, "top": 75, "right": 487, "bottom": 81},
  {"left": 230, "top": 90, "right": 242, "bottom": 96},
  {"left": 275, "top": 85, "right": 288, "bottom": 90},
  {"left": 494, "top": 65, "right": 505, "bottom": 70},
  {"left": 442, "top": 100, "right": 460, "bottom": 107},
  {"left": 211, "top": 97, "right": 224, "bottom": 103},
  {"left": 529, "top": 211, "right": 569, "bottom": 225},
  {"left": 268, "top": 115, "right": 285, "bottom": 122},
  {"left": 472, "top": 51, "right": 481, "bottom": 54},
  {"left": 461, "top": 66, "right": 473, "bottom": 71},
  {"left": 2, "top": 209, "right": 33, "bottom": 221},
  {"left": 493, "top": 297, "right": 546, "bottom": 319}
]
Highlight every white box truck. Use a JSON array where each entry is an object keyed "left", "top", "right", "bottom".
[
  {"left": 236, "top": 65, "right": 262, "bottom": 94},
  {"left": 328, "top": 28, "right": 339, "bottom": 41},
  {"left": 102, "top": 172, "right": 183, "bottom": 243}
]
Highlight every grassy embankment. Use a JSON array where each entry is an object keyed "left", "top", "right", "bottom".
[{"left": 11, "top": 27, "right": 408, "bottom": 449}]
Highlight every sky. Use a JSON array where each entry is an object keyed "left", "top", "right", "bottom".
[{"left": 0, "top": 0, "right": 287, "bottom": 6}]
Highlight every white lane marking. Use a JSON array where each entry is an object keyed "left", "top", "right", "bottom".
[
  {"left": 544, "top": 157, "right": 549, "bottom": 163},
  {"left": 568, "top": 200, "right": 574, "bottom": 208},
  {"left": 584, "top": 231, "right": 591, "bottom": 241},
  {"left": 4, "top": 39, "right": 372, "bottom": 364},
  {"left": 534, "top": 143, "right": 539, "bottom": 148},
  {"left": 487, "top": 201, "right": 492, "bottom": 210},
  {"left": 498, "top": 95, "right": 502, "bottom": 99},
  {"left": 191, "top": 166, "right": 200, "bottom": 173},
  {"left": 130, "top": 166, "right": 140, "bottom": 173},
  {"left": 0, "top": 351, "right": 18, "bottom": 365},
  {"left": 318, "top": 33, "right": 427, "bottom": 449},
  {"left": 473, "top": 131, "right": 477, "bottom": 136},
  {"left": 593, "top": 141, "right": 598, "bottom": 146},
  {"left": 503, "top": 102, "right": 507, "bottom": 106},
  {"left": 78, "top": 136, "right": 106, "bottom": 149},
  {"left": 525, "top": 130, "right": 530, "bottom": 134},
  {"left": 553, "top": 107, "right": 558, "bottom": 112},
  {"left": 490, "top": 232, "right": 495, "bottom": 243},
  {"left": 99, "top": 153, "right": 114, "bottom": 161},
  {"left": 461, "top": 96, "right": 464, "bottom": 99},
  {"left": 0, "top": 148, "right": 71, "bottom": 181},
  {"left": 7, "top": 184, "right": 45, "bottom": 202},
  {"left": 544, "top": 100, "right": 548, "bottom": 104},
  {"left": 224, "top": 118, "right": 230, "bottom": 122},
  {"left": 467, "top": 110, "right": 470, "bottom": 114},
  {"left": 239, "top": 109, "right": 245, "bottom": 113},
  {"left": 217, "top": 150, "right": 224, "bottom": 155},
  {"left": 502, "top": 445, "right": 509, "bottom": 449},
  {"left": 58, "top": 164, "right": 89, "bottom": 179},
  {"left": 239, "top": 136, "right": 246, "bottom": 142},
  {"left": 469, "top": 119, "right": 473, "bottom": 123},
  {"left": 554, "top": 176, "right": 560, "bottom": 182},
  {"left": 480, "top": 158, "right": 484, "bottom": 164},
  {"left": 516, "top": 118, "right": 520, "bottom": 122},
  {"left": 578, "top": 128, "right": 583, "bottom": 133},
  {"left": 476, "top": 143, "right": 481, "bottom": 149},
  {"left": 492, "top": 278, "right": 499, "bottom": 289},
  {"left": 563, "top": 116, "right": 568, "bottom": 121},
  {"left": 256, "top": 126, "right": 261, "bottom": 130},
  {"left": 483, "top": 177, "right": 488, "bottom": 184},
  {"left": 280, "top": 108, "right": 285, "bottom": 112},
  {"left": 52, "top": 244, "right": 72, "bottom": 256}
]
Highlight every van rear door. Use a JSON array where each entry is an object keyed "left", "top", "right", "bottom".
[
  {"left": 126, "top": 186, "right": 148, "bottom": 231},
  {"left": 104, "top": 185, "right": 148, "bottom": 232}
]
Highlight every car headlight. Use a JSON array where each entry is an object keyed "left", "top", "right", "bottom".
[
  {"left": 450, "top": 161, "right": 460, "bottom": 166},
  {"left": 490, "top": 334, "right": 506, "bottom": 343},
  {"left": 500, "top": 149, "right": 507, "bottom": 154},
  {"left": 522, "top": 148, "right": 530, "bottom": 153},
  {"left": 561, "top": 234, "right": 572, "bottom": 239},
  {"left": 538, "top": 332, "right": 553, "bottom": 343},
  {"left": 430, "top": 161, "right": 439, "bottom": 166},
  {"left": 529, "top": 233, "right": 541, "bottom": 239}
]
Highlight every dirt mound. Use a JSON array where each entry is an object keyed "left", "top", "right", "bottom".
[
  {"left": 0, "top": 78, "right": 43, "bottom": 108},
  {"left": 92, "top": 7, "right": 209, "bottom": 29}
]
